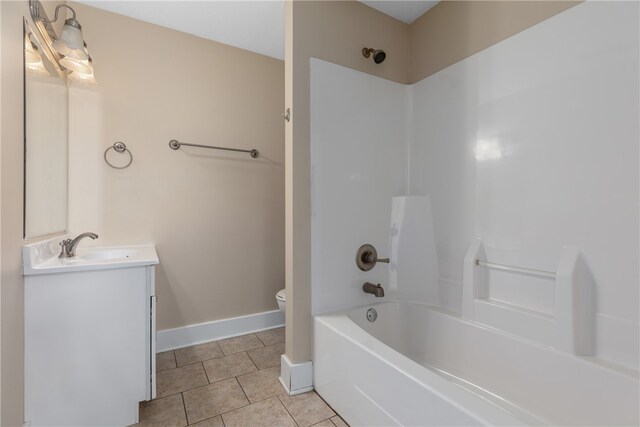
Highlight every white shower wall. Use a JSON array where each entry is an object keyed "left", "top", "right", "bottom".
[
  {"left": 310, "top": 59, "right": 411, "bottom": 315},
  {"left": 409, "top": 1, "right": 639, "bottom": 370},
  {"left": 310, "top": 1, "right": 639, "bottom": 370}
]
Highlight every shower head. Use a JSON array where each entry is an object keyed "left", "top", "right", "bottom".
[{"left": 362, "top": 47, "right": 386, "bottom": 64}]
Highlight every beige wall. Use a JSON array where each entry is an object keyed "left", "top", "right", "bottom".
[
  {"left": 285, "top": 1, "right": 409, "bottom": 363},
  {"left": 67, "top": 3, "right": 285, "bottom": 331},
  {"left": 1, "top": 2, "right": 26, "bottom": 425},
  {"left": 408, "top": 0, "right": 580, "bottom": 83},
  {"left": 1, "top": 2, "right": 69, "bottom": 424}
]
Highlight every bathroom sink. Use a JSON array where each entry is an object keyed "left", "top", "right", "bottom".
[
  {"left": 78, "top": 248, "right": 137, "bottom": 261},
  {"left": 23, "top": 238, "right": 159, "bottom": 275}
]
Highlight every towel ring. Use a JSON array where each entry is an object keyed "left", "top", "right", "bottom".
[{"left": 104, "top": 142, "right": 133, "bottom": 169}]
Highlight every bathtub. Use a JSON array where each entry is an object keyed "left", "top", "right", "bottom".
[{"left": 313, "top": 302, "right": 639, "bottom": 426}]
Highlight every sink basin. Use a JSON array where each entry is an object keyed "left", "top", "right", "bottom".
[
  {"left": 23, "top": 238, "right": 159, "bottom": 275},
  {"left": 79, "top": 248, "right": 137, "bottom": 261}
]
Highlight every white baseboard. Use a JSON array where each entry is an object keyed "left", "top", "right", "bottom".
[
  {"left": 279, "top": 354, "right": 314, "bottom": 395},
  {"left": 157, "top": 310, "right": 284, "bottom": 352}
]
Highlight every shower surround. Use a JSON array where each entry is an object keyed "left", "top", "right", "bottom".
[{"left": 310, "top": 2, "right": 639, "bottom": 425}]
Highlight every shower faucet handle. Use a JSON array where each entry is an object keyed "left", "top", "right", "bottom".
[
  {"left": 363, "top": 251, "right": 389, "bottom": 264},
  {"left": 356, "top": 244, "right": 390, "bottom": 271}
]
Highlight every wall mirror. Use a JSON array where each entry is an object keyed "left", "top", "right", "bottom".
[{"left": 23, "top": 11, "right": 68, "bottom": 238}]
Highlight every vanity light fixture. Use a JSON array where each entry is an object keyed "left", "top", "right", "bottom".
[
  {"left": 68, "top": 58, "right": 97, "bottom": 85},
  {"left": 24, "top": 33, "right": 40, "bottom": 65},
  {"left": 60, "top": 55, "right": 92, "bottom": 75},
  {"left": 29, "top": 0, "right": 96, "bottom": 82},
  {"left": 41, "top": 4, "right": 88, "bottom": 60},
  {"left": 24, "top": 32, "right": 49, "bottom": 76},
  {"left": 60, "top": 43, "right": 92, "bottom": 74}
]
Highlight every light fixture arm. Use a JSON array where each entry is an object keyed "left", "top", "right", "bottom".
[
  {"left": 39, "top": 4, "right": 77, "bottom": 24},
  {"left": 362, "top": 47, "right": 375, "bottom": 58}
]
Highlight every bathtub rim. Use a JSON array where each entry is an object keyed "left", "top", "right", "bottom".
[
  {"left": 313, "top": 300, "right": 639, "bottom": 426},
  {"left": 326, "top": 300, "right": 639, "bottom": 379},
  {"left": 314, "top": 303, "right": 534, "bottom": 426}
]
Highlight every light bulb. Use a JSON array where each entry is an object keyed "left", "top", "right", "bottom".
[
  {"left": 24, "top": 33, "right": 41, "bottom": 65},
  {"left": 60, "top": 56, "right": 92, "bottom": 74},
  {"left": 52, "top": 20, "right": 88, "bottom": 60},
  {"left": 24, "top": 33, "right": 49, "bottom": 76},
  {"left": 68, "top": 58, "right": 97, "bottom": 85}
]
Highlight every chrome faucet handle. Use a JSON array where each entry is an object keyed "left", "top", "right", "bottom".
[
  {"left": 364, "top": 252, "right": 389, "bottom": 264},
  {"left": 58, "top": 233, "right": 99, "bottom": 259},
  {"left": 58, "top": 239, "right": 73, "bottom": 258},
  {"left": 356, "top": 244, "right": 390, "bottom": 271}
]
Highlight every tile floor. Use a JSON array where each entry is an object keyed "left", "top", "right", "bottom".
[{"left": 133, "top": 328, "right": 348, "bottom": 427}]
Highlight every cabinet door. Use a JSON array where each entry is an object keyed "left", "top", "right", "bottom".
[{"left": 25, "top": 267, "right": 148, "bottom": 426}]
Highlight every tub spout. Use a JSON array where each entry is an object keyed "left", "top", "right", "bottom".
[{"left": 363, "top": 282, "right": 385, "bottom": 297}]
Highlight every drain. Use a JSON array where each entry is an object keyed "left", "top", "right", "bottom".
[{"left": 366, "top": 308, "right": 377, "bottom": 322}]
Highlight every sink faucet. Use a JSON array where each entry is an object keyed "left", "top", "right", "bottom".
[
  {"left": 59, "top": 232, "right": 99, "bottom": 258},
  {"left": 363, "top": 282, "right": 385, "bottom": 297}
]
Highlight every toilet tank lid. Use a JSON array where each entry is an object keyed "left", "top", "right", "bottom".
[{"left": 276, "top": 289, "right": 286, "bottom": 301}]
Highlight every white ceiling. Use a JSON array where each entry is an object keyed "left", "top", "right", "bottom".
[
  {"left": 75, "top": 1, "right": 438, "bottom": 61},
  {"left": 361, "top": 1, "right": 438, "bottom": 24},
  {"left": 75, "top": 1, "right": 286, "bottom": 59}
]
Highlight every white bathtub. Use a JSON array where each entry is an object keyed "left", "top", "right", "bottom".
[{"left": 313, "top": 302, "right": 639, "bottom": 426}]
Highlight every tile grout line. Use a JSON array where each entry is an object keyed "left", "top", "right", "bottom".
[
  {"left": 156, "top": 364, "right": 209, "bottom": 399},
  {"left": 234, "top": 391, "right": 285, "bottom": 407},
  {"left": 255, "top": 336, "right": 285, "bottom": 347},
  {"left": 330, "top": 415, "right": 349, "bottom": 427},
  {"left": 247, "top": 342, "right": 285, "bottom": 371},
  {"left": 175, "top": 353, "right": 225, "bottom": 369},
  {"left": 218, "top": 377, "right": 254, "bottom": 425},
  {"left": 316, "top": 393, "right": 338, "bottom": 418},
  {"left": 313, "top": 416, "right": 336, "bottom": 427},
  {"left": 220, "top": 400, "right": 252, "bottom": 423},
  {"left": 186, "top": 377, "right": 252, "bottom": 426},
  {"left": 232, "top": 362, "right": 286, "bottom": 406},
  {"left": 160, "top": 375, "right": 226, "bottom": 401},
  {"left": 166, "top": 361, "right": 272, "bottom": 400},
  {"left": 243, "top": 350, "right": 261, "bottom": 372},
  {"left": 156, "top": 350, "right": 178, "bottom": 374},
  {"left": 175, "top": 359, "right": 223, "bottom": 370},
  {"left": 188, "top": 415, "right": 225, "bottom": 427},
  {"left": 201, "top": 361, "right": 212, "bottom": 384},
  {"left": 180, "top": 392, "right": 190, "bottom": 426},
  {"left": 174, "top": 343, "right": 225, "bottom": 369},
  {"left": 246, "top": 350, "right": 261, "bottom": 370},
  {"left": 281, "top": 390, "right": 341, "bottom": 427},
  {"left": 276, "top": 394, "right": 300, "bottom": 427},
  {"left": 256, "top": 335, "right": 267, "bottom": 346},
  {"left": 220, "top": 346, "right": 264, "bottom": 357},
  {"left": 234, "top": 375, "right": 253, "bottom": 405},
  {"left": 149, "top": 391, "right": 193, "bottom": 403}
]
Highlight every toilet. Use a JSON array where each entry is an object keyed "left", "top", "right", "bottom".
[{"left": 276, "top": 288, "right": 286, "bottom": 313}]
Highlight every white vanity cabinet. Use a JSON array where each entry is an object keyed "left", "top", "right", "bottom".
[{"left": 23, "top": 239, "right": 159, "bottom": 427}]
